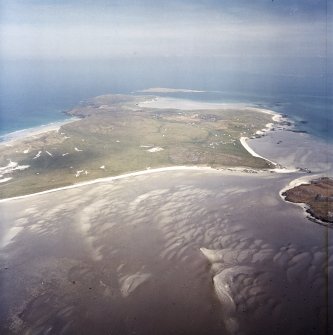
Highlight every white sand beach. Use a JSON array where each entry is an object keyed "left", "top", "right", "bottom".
[
  {"left": 139, "top": 96, "right": 291, "bottom": 170},
  {"left": 0, "top": 166, "right": 218, "bottom": 203},
  {"left": 0, "top": 118, "right": 78, "bottom": 145},
  {"left": 0, "top": 95, "right": 304, "bottom": 202},
  {"left": 240, "top": 137, "right": 276, "bottom": 164}
]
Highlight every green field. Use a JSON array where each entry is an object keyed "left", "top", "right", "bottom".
[{"left": 0, "top": 94, "right": 274, "bottom": 199}]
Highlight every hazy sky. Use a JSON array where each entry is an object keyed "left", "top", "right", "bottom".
[{"left": 0, "top": 0, "right": 331, "bottom": 60}]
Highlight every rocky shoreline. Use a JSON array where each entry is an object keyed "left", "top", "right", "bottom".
[{"left": 282, "top": 177, "right": 333, "bottom": 224}]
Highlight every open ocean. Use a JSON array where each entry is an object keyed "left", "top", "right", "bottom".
[{"left": 1, "top": 59, "right": 332, "bottom": 142}]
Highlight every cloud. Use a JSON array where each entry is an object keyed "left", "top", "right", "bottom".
[{"left": 0, "top": 0, "right": 330, "bottom": 60}]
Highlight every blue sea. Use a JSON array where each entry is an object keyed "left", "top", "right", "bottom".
[{"left": 1, "top": 58, "right": 332, "bottom": 142}]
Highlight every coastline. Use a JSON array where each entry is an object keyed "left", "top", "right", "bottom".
[
  {"left": 0, "top": 94, "right": 306, "bottom": 200},
  {"left": 240, "top": 136, "right": 299, "bottom": 174},
  {"left": 139, "top": 96, "right": 249, "bottom": 110},
  {"left": 0, "top": 166, "right": 217, "bottom": 203},
  {"left": 0, "top": 165, "right": 295, "bottom": 203},
  {"left": 0, "top": 117, "right": 79, "bottom": 146},
  {"left": 137, "top": 87, "right": 206, "bottom": 93},
  {"left": 139, "top": 96, "right": 297, "bottom": 171},
  {"left": 240, "top": 137, "right": 277, "bottom": 166},
  {"left": 278, "top": 173, "right": 333, "bottom": 225},
  {"left": 1, "top": 160, "right": 330, "bottom": 335},
  {"left": 0, "top": 96, "right": 324, "bottom": 202},
  {"left": 237, "top": 108, "right": 299, "bottom": 173},
  {"left": 1, "top": 94, "right": 332, "bottom": 333}
]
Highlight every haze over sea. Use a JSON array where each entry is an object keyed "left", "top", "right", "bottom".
[
  {"left": 1, "top": 0, "right": 333, "bottom": 142},
  {"left": 1, "top": 58, "right": 332, "bottom": 142},
  {"left": 2, "top": 2, "right": 333, "bottom": 334}
]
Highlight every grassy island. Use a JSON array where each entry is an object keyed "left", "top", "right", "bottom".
[{"left": 0, "top": 94, "right": 275, "bottom": 199}]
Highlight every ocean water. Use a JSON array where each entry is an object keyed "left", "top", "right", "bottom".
[{"left": 1, "top": 59, "right": 332, "bottom": 141}]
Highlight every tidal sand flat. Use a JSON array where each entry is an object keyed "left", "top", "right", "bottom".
[
  {"left": 248, "top": 130, "right": 333, "bottom": 174},
  {"left": 2, "top": 0, "right": 332, "bottom": 332},
  {"left": 0, "top": 169, "right": 332, "bottom": 335},
  {"left": 0, "top": 94, "right": 332, "bottom": 334}
]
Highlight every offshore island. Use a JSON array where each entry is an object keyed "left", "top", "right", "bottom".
[
  {"left": 0, "top": 93, "right": 280, "bottom": 199},
  {"left": 283, "top": 177, "right": 333, "bottom": 224}
]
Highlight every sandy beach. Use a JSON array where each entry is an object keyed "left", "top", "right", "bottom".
[
  {"left": 0, "top": 95, "right": 315, "bottom": 200},
  {"left": 139, "top": 96, "right": 297, "bottom": 172},
  {"left": 0, "top": 95, "right": 332, "bottom": 335},
  {"left": 1, "top": 0, "right": 331, "bottom": 332},
  {"left": 240, "top": 137, "right": 277, "bottom": 165},
  {"left": 0, "top": 93, "right": 285, "bottom": 199},
  {"left": 248, "top": 129, "right": 333, "bottom": 174},
  {"left": 0, "top": 118, "right": 78, "bottom": 146},
  {"left": 0, "top": 166, "right": 217, "bottom": 203}
]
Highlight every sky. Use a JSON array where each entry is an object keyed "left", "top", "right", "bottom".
[{"left": 0, "top": 0, "right": 332, "bottom": 61}]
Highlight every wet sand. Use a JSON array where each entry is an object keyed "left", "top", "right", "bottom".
[
  {"left": 248, "top": 130, "right": 333, "bottom": 174},
  {"left": 138, "top": 97, "right": 249, "bottom": 110},
  {"left": 0, "top": 168, "right": 332, "bottom": 335},
  {"left": 0, "top": 101, "right": 332, "bottom": 334}
]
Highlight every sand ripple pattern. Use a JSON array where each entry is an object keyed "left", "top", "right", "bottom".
[{"left": 0, "top": 171, "right": 332, "bottom": 334}]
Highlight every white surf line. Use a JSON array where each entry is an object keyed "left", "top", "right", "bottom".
[{"left": 0, "top": 166, "right": 218, "bottom": 203}]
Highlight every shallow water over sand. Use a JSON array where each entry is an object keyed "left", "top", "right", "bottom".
[{"left": 0, "top": 169, "right": 332, "bottom": 335}]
